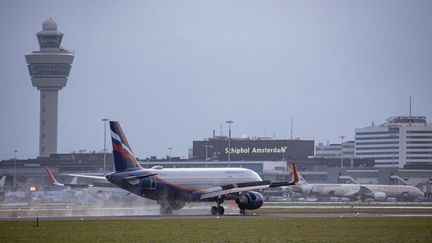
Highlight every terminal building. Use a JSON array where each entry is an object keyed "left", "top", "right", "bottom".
[
  {"left": 315, "top": 141, "right": 355, "bottom": 159},
  {"left": 355, "top": 116, "right": 432, "bottom": 169}
]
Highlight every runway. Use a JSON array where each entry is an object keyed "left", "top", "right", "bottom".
[
  {"left": 1, "top": 202, "right": 432, "bottom": 221},
  {"left": 2, "top": 212, "right": 432, "bottom": 221}
]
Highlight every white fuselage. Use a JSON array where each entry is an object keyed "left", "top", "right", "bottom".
[
  {"left": 300, "top": 183, "right": 360, "bottom": 198},
  {"left": 146, "top": 167, "right": 263, "bottom": 190},
  {"left": 298, "top": 182, "right": 423, "bottom": 200},
  {"left": 359, "top": 184, "right": 424, "bottom": 199}
]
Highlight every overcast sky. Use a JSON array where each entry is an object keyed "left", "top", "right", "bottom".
[{"left": 0, "top": 0, "right": 431, "bottom": 160}]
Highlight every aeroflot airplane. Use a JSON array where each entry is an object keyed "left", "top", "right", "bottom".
[{"left": 72, "top": 121, "right": 299, "bottom": 215}]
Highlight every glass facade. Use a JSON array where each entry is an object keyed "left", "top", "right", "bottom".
[
  {"left": 28, "top": 63, "right": 71, "bottom": 76},
  {"left": 38, "top": 35, "right": 62, "bottom": 48}
]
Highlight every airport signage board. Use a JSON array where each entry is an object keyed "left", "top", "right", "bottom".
[
  {"left": 224, "top": 146, "right": 288, "bottom": 155},
  {"left": 193, "top": 139, "right": 314, "bottom": 161}
]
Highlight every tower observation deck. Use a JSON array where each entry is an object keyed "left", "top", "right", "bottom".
[{"left": 25, "top": 18, "right": 74, "bottom": 157}]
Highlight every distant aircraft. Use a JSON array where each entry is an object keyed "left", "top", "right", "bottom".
[
  {"left": 288, "top": 166, "right": 362, "bottom": 201},
  {"left": 45, "top": 167, "right": 145, "bottom": 204},
  {"left": 0, "top": 176, "right": 6, "bottom": 202},
  {"left": 34, "top": 172, "right": 98, "bottom": 204},
  {"left": 288, "top": 165, "right": 424, "bottom": 201},
  {"left": 71, "top": 121, "right": 299, "bottom": 215}
]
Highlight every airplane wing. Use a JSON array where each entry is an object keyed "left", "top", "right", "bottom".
[
  {"left": 340, "top": 187, "right": 362, "bottom": 197},
  {"left": 200, "top": 180, "right": 272, "bottom": 199},
  {"left": 358, "top": 185, "right": 375, "bottom": 196},
  {"left": 200, "top": 163, "right": 299, "bottom": 200},
  {"left": 65, "top": 173, "right": 108, "bottom": 181}
]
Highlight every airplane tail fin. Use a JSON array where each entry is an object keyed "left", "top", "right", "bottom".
[
  {"left": 45, "top": 167, "right": 65, "bottom": 186},
  {"left": 110, "top": 121, "right": 143, "bottom": 172},
  {"left": 291, "top": 163, "right": 299, "bottom": 183},
  {"left": 0, "top": 176, "right": 6, "bottom": 188},
  {"left": 288, "top": 163, "right": 308, "bottom": 185}
]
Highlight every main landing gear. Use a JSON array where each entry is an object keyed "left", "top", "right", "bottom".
[
  {"left": 158, "top": 201, "right": 173, "bottom": 215},
  {"left": 210, "top": 197, "right": 225, "bottom": 215},
  {"left": 211, "top": 205, "right": 224, "bottom": 215}
]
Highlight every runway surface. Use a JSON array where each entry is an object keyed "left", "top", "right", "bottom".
[{"left": 1, "top": 202, "right": 432, "bottom": 221}]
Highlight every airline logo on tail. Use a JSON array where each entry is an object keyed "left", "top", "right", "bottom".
[
  {"left": 288, "top": 163, "right": 306, "bottom": 185},
  {"left": 110, "top": 121, "right": 142, "bottom": 172},
  {"left": 45, "top": 167, "right": 64, "bottom": 186}
]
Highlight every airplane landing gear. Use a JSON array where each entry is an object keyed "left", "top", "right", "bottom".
[
  {"left": 210, "top": 205, "right": 225, "bottom": 215},
  {"left": 210, "top": 197, "right": 225, "bottom": 215},
  {"left": 158, "top": 201, "right": 173, "bottom": 215}
]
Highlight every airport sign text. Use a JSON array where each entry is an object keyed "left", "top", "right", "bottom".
[{"left": 225, "top": 146, "right": 288, "bottom": 155}]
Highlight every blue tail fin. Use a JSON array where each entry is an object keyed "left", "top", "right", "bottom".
[{"left": 110, "top": 121, "right": 142, "bottom": 172}]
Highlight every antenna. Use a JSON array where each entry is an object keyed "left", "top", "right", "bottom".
[
  {"left": 409, "top": 95, "right": 412, "bottom": 117},
  {"left": 290, "top": 118, "right": 293, "bottom": 140},
  {"left": 220, "top": 123, "right": 223, "bottom": 136}
]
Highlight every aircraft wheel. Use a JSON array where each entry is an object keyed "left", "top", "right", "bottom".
[
  {"left": 211, "top": 206, "right": 218, "bottom": 215},
  {"left": 240, "top": 208, "right": 246, "bottom": 215},
  {"left": 160, "top": 205, "right": 173, "bottom": 215},
  {"left": 217, "top": 206, "right": 224, "bottom": 215}
]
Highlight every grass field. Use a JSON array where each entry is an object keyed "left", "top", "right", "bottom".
[{"left": 1, "top": 217, "right": 432, "bottom": 242}]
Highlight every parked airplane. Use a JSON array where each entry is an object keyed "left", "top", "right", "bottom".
[
  {"left": 288, "top": 165, "right": 424, "bottom": 201},
  {"left": 0, "top": 176, "right": 6, "bottom": 202},
  {"left": 72, "top": 121, "right": 299, "bottom": 215}
]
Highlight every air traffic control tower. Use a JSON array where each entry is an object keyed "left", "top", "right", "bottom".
[{"left": 25, "top": 18, "right": 74, "bottom": 157}]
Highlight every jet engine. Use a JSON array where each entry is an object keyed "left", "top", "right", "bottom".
[
  {"left": 235, "top": 191, "right": 264, "bottom": 210},
  {"left": 373, "top": 192, "right": 387, "bottom": 201}
]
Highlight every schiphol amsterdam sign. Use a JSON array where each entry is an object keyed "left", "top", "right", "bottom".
[{"left": 225, "top": 146, "right": 288, "bottom": 155}]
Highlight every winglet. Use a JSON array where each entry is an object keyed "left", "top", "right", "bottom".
[
  {"left": 45, "top": 166, "right": 64, "bottom": 186},
  {"left": 291, "top": 163, "right": 299, "bottom": 183}
]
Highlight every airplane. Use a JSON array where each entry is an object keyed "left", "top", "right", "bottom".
[
  {"left": 287, "top": 166, "right": 362, "bottom": 201},
  {"left": 71, "top": 121, "right": 299, "bottom": 215},
  {"left": 45, "top": 167, "right": 148, "bottom": 205},
  {"left": 288, "top": 165, "right": 424, "bottom": 202},
  {"left": 0, "top": 176, "right": 6, "bottom": 202},
  {"left": 31, "top": 171, "right": 96, "bottom": 204}
]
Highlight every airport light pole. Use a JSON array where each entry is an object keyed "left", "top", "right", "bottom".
[
  {"left": 226, "top": 120, "right": 233, "bottom": 167},
  {"left": 13, "top": 150, "right": 17, "bottom": 191},
  {"left": 339, "top": 136, "right": 345, "bottom": 168},
  {"left": 102, "top": 118, "right": 108, "bottom": 176},
  {"left": 203, "top": 144, "right": 213, "bottom": 167}
]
